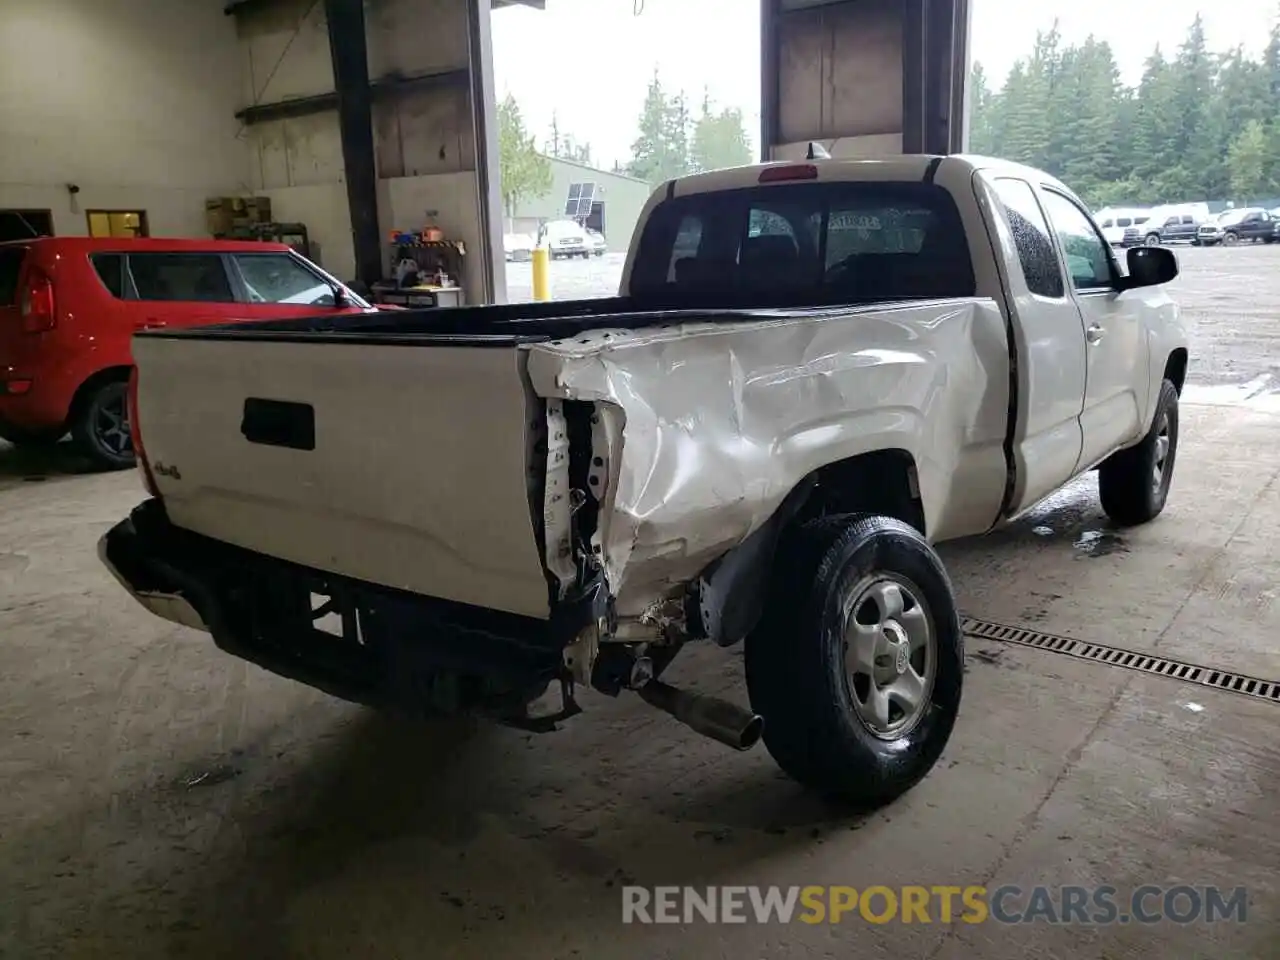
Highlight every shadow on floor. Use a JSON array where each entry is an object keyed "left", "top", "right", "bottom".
[
  {"left": 0, "top": 439, "right": 100, "bottom": 482},
  {"left": 12, "top": 704, "right": 847, "bottom": 959}
]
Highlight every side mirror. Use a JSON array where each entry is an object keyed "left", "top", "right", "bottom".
[
  {"left": 1120, "top": 246, "right": 1178, "bottom": 290},
  {"left": 331, "top": 284, "right": 350, "bottom": 307}
]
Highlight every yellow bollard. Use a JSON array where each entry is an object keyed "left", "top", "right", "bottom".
[{"left": 531, "top": 247, "right": 551, "bottom": 301}]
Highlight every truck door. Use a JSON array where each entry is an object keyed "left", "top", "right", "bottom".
[
  {"left": 1037, "top": 189, "right": 1147, "bottom": 472},
  {"left": 985, "top": 177, "right": 1088, "bottom": 514}
]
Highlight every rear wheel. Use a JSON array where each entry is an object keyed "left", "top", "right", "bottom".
[
  {"left": 745, "top": 514, "right": 963, "bottom": 810},
  {"left": 70, "top": 379, "right": 134, "bottom": 470}
]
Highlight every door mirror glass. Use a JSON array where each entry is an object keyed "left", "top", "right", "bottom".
[{"left": 1122, "top": 246, "right": 1178, "bottom": 290}]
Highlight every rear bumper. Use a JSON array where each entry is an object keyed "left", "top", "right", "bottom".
[
  {"left": 100, "top": 500, "right": 606, "bottom": 714},
  {"left": 0, "top": 373, "right": 72, "bottom": 433}
]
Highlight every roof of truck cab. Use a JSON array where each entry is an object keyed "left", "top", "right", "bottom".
[
  {"left": 0, "top": 237, "right": 296, "bottom": 254},
  {"left": 667, "top": 153, "right": 1075, "bottom": 199}
]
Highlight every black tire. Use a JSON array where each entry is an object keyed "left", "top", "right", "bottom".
[
  {"left": 1223, "top": 231, "right": 1239, "bottom": 246},
  {"left": 1144, "top": 233, "right": 1161, "bottom": 247},
  {"left": 1098, "top": 379, "right": 1179, "bottom": 526},
  {"left": 70, "top": 379, "right": 135, "bottom": 470},
  {"left": 1191, "top": 239, "right": 1201, "bottom": 246},
  {"left": 744, "top": 514, "right": 963, "bottom": 810}
]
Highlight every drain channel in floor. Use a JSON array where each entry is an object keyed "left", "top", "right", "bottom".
[{"left": 962, "top": 617, "right": 1280, "bottom": 706}]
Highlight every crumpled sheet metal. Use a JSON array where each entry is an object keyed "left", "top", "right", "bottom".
[{"left": 526, "top": 300, "right": 1010, "bottom": 619}]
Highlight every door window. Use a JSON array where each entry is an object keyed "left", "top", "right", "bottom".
[
  {"left": 127, "top": 254, "right": 234, "bottom": 302},
  {"left": 233, "top": 254, "right": 335, "bottom": 305},
  {"left": 990, "top": 178, "right": 1064, "bottom": 298},
  {"left": 1040, "top": 192, "right": 1114, "bottom": 291}
]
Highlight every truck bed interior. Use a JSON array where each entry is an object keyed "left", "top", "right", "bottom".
[{"left": 139, "top": 293, "right": 981, "bottom": 345}]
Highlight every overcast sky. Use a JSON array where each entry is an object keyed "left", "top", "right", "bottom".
[{"left": 491, "top": 0, "right": 1279, "bottom": 170}]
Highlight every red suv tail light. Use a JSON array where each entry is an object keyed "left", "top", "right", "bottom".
[
  {"left": 128, "top": 369, "right": 160, "bottom": 497},
  {"left": 20, "top": 266, "right": 56, "bottom": 334}
]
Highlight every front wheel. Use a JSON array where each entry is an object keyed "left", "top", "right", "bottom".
[
  {"left": 1223, "top": 231, "right": 1240, "bottom": 246},
  {"left": 70, "top": 379, "right": 135, "bottom": 470},
  {"left": 1144, "top": 233, "right": 1161, "bottom": 247},
  {"left": 745, "top": 515, "right": 963, "bottom": 810},
  {"left": 1098, "top": 379, "right": 1179, "bottom": 526}
]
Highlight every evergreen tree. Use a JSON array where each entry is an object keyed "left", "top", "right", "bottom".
[
  {"left": 691, "top": 92, "right": 753, "bottom": 172},
  {"left": 967, "top": 14, "right": 1280, "bottom": 207},
  {"left": 497, "top": 95, "right": 552, "bottom": 217},
  {"left": 1227, "top": 119, "right": 1273, "bottom": 197},
  {"left": 628, "top": 71, "right": 686, "bottom": 183}
]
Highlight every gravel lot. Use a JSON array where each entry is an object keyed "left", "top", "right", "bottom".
[{"left": 506, "top": 243, "right": 1280, "bottom": 397}]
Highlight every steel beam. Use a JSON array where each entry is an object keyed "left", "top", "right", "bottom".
[
  {"left": 234, "top": 69, "right": 470, "bottom": 126},
  {"left": 324, "top": 0, "right": 383, "bottom": 288},
  {"left": 466, "top": 0, "right": 506, "bottom": 304}
]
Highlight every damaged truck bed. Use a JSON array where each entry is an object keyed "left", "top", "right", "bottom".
[{"left": 101, "top": 154, "right": 1187, "bottom": 809}]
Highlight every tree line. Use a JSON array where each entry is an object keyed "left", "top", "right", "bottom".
[
  {"left": 969, "top": 15, "right": 1280, "bottom": 209},
  {"left": 498, "top": 70, "right": 755, "bottom": 217},
  {"left": 625, "top": 70, "right": 754, "bottom": 184}
]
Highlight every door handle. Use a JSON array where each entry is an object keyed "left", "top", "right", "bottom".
[{"left": 1086, "top": 325, "right": 1105, "bottom": 345}]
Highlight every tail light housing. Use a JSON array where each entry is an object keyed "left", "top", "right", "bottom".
[
  {"left": 128, "top": 369, "right": 160, "bottom": 497},
  {"left": 20, "top": 267, "right": 56, "bottom": 334}
]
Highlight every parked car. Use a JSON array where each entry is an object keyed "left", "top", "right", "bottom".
[
  {"left": 0, "top": 237, "right": 374, "bottom": 469},
  {"left": 585, "top": 229, "right": 607, "bottom": 257},
  {"left": 1142, "top": 212, "right": 1201, "bottom": 246},
  {"left": 538, "top": 219, "right": 591, "bottom": 259},
  {"left": 1197, "top": 207, "right": 1276, "bottom": 246},
  {"left": 503, "top": 232, "right": 534, "bottom": 262},
  {"left": 101, "top": 155, "right": 1185, "bottom": 811},
  {"left": 1095, "top": 208, "right": 1147, "bottom": 246}
]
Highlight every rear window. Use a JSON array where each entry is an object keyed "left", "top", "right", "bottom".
[
  {"left": 630, "top": 181, "right": 975, "bottom": 304},
  {"left": 0, "top": 247, "right": 25, "bottom": 305},
  {"left": 91, "top": 253, "right": 125, "bottom": 299}
]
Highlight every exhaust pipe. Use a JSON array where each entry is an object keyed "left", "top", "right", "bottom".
[{"left": 637, "top": 680, "right": 764, "bottom": 751}]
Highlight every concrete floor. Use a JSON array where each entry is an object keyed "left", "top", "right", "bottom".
[{"left": 3, "top": 247, "right": 1279, "bottom": 958}]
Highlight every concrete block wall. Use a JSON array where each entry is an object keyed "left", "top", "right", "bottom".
[{"left": 0, "top": 0, "right": 249, "bottom": 237}]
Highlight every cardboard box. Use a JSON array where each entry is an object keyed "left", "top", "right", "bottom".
[
  {"left": 244, "top": 196, "right": 272, "bottom": 223},
  {"left": 205, "top": 207, "right": 235, "bottom": 236}
]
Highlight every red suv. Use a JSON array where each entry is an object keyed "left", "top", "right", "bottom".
[{"left": 0, "top": 237, "right": 375, "bottom": 468}]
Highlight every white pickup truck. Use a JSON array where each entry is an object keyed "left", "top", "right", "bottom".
[{"left": 101, "top": 155, "right": 1186, "bottom": 810}]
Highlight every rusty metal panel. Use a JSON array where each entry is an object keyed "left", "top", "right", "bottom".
[
  {"left": 764, "top": 0, "right": 970, "bottom": 158},
  {"left": 776, "top": 0, "right": 904, "bottom": 146}
]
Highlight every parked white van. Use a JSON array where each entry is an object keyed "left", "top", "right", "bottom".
[{"left": 1094, "top": 208, "right": 1150, "bottom": 247}]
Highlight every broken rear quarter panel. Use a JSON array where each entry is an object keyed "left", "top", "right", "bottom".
[{"left": 524, "top": 299, "right": 1011, "bottom": 620}]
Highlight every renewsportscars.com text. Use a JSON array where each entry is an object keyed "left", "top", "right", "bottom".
[{"left": 621, "top": 885, "right": 1249, "bottom": 925}]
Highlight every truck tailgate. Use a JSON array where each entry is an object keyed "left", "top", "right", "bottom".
[{"left": 131, "top": 335, "right": 550, "bottom": 620}]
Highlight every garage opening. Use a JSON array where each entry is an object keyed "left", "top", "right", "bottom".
[{"left": 0, "top": 210, "right": 53, "bottom": 242}]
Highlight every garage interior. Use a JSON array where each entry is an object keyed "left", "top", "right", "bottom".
[{"left": 2, "top": 0, "right": 1278, "bottom": 957}]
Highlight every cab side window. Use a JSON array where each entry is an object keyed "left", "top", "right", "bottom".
[
  {"left": 991, "top": 177, "right": 1064, "bottom": 298},
  {"left": 1040, "top": 191, "right": 1114, "bottom": 291}
]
